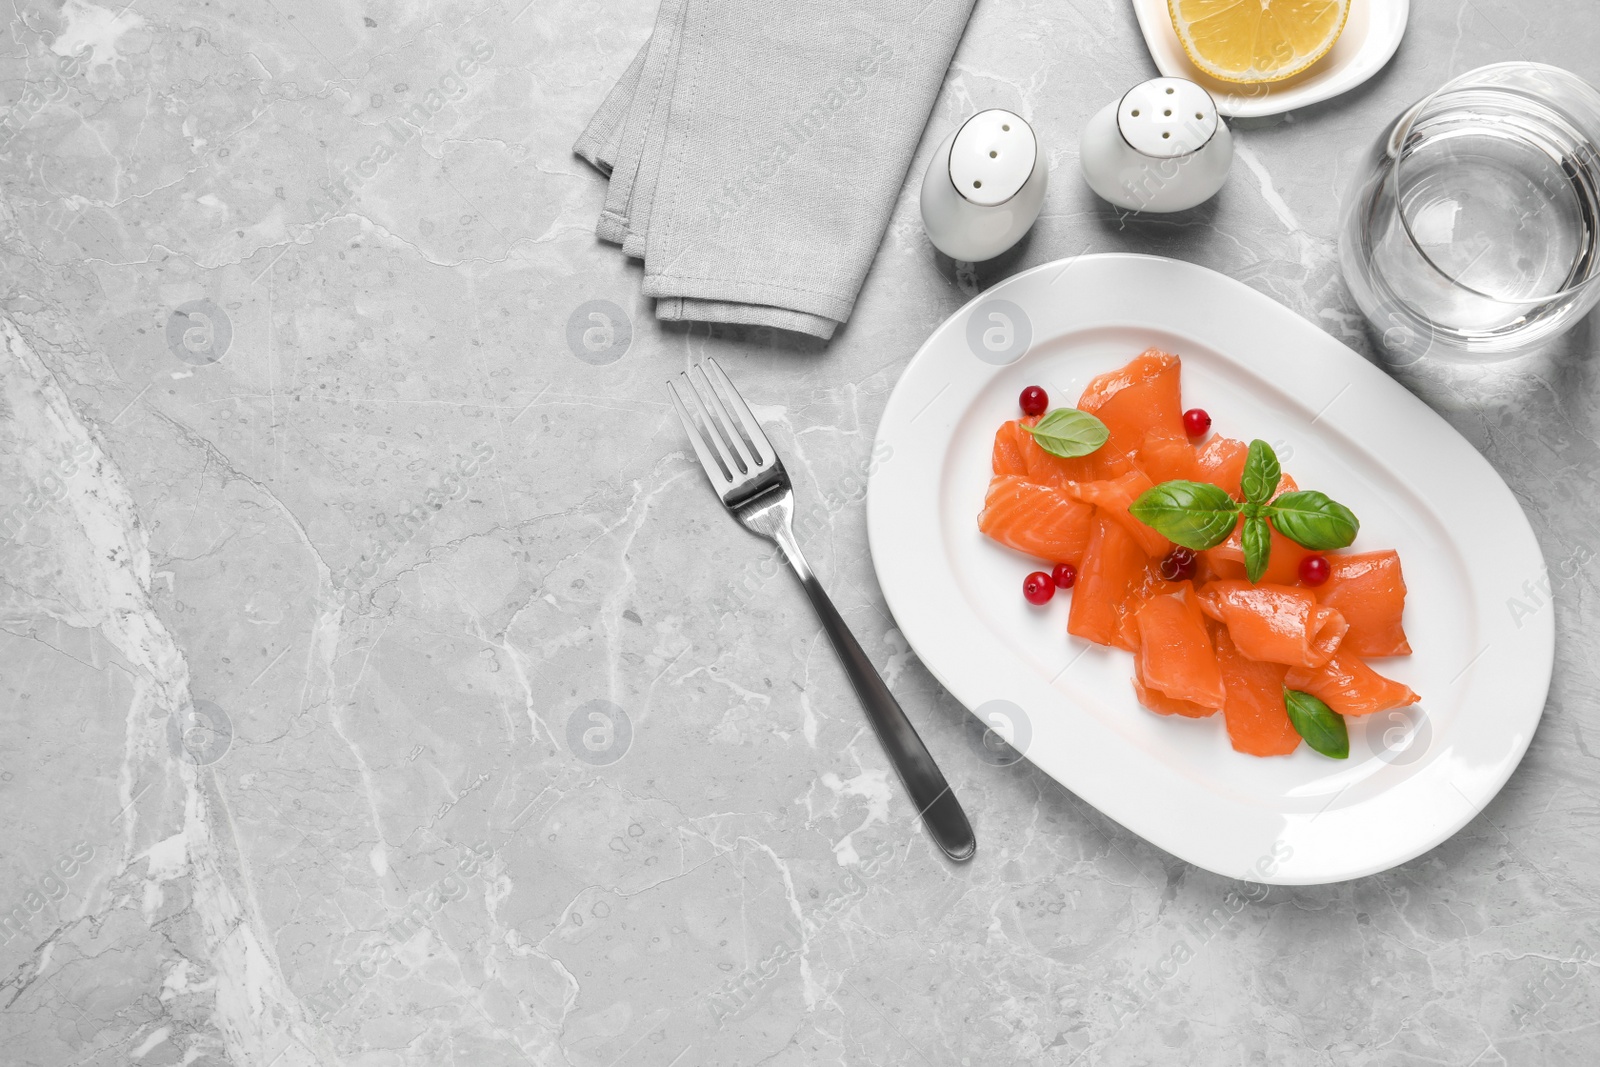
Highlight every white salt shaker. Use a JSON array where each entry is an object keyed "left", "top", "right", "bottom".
[
  {"left": 920, "top": 109, "right": 1048, "bottom": 262},
  {"left": 1079, "top": 78, "right": 1232, "bottom": 213}
]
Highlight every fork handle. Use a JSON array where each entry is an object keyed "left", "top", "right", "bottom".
[{"left": 774, "top": 529, "right": 976, "bottom": 863}]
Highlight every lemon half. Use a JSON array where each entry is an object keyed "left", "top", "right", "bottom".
[{"left": 1169, "top": 0, "right": 1351, "bottom": 85}]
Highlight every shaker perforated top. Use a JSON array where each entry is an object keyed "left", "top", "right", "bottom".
[
  {"left": 1117, "top": 78, "right": 1219, "bottom": 158},
  {"left": 948, "top": 110, "right": 1038, "bottom": 206}
]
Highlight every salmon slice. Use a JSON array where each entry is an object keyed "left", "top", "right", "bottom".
[
  {"left": 1077, "top": 348, "right": 1185, "bottom": 458},
  {"left": 1133, "top": 660, "right": 1217, "bottom": 718},
  {"left": 1318, "top": 550, "right": 1411, "bottom": 656},
  {"left": 1200, "top": 504, "right": 1313, "bottom": 586},
  {"left": 978, "top": 476, "right": 1094, "bottom": 563},
  {"left": 1198, "top": 518, "right": 1248, "bottom": 582},
  {"left": 1068, "top": 510, "right": 1152, "bottom": 649},
  {"left": 1006, "top": 416, "right": 1131, "bottom": 488},
  {"left": 1193, "top": 551, "right": 1241, "bottom": 586},
  {"left": 1214, "top": 626, "right": 1298, "bottom": 756},
  {"left": 1197, "top": 581, "right": 1349, "bottom": 668},
  {"left": 1116, "top": 566, "right": 1170, "bottom": 650},
  {"left": 1135, "top": 430, "right": 1202, "bottom": 484},
  {"left": 1285, "top": 653, "right": 1419, "bottom": 717},
  {"left": 1134, "top": 582, "right": 1225, "bottom": 709},
  {"left": 1196, "top": 437, "right": 1248, "bottom": 498},
  {"left": 1066, "top": 469, "right": 1171, "bottom": 558},
  {"left": 1195, "top": 437, "right": 1295, "bottom": 501},
  {"left": 992, "top": 420, "right": 1030, "bottom": 477}
]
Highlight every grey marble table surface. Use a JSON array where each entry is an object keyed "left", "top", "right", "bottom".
[{"left": 2, "top": 1, "right": 1598, "bottom": 1065}]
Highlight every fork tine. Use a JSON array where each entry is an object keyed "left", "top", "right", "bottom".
[
  {"left": 705, "top": 357, "right": 777, "bottom": 466},
  {"left": 690, "top": 363, "right": 758, "bottom": 474},
  {"left": 667, "top": 380, "right": 733, "bottom": 495},
  {"left": 677, "top": 371, "right": 742, "bottom": 480}
]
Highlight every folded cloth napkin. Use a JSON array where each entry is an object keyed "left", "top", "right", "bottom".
[{"left": 574, "top": 0, "right": 977, "bottom": 340}]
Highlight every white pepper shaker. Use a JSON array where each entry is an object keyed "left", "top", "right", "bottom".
[
  {"left": 920, "top": 109, "right": 1049, "bottom": 262},
  {"left": 1080, "top": 78, "right": 1232, "bottom": 213}
]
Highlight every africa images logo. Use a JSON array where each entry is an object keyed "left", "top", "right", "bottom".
[
  {"left": 566, "top": 699, "right": 632, "bottom": 766},
  {"left": 0, "top": 841, "right": 94, "bottom": 944},
  {"left": 565, "top": 300, "right": 632, "bottom": 365},
  {"left": 967, "top": 298, "right": 1032, "bottom": 365},
  {"left": 168, "top": 699, "right": 233, "bottom": 766},
  {"left": 965, "top": 699, "right": 1031, "bottom": 767},
  {"left": 165, "top": 299, "right": 232, "bottom": 366}
]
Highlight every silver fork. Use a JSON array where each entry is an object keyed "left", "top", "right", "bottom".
[{"left": 669, "top": 358, "right": 975, "bottom": 862}]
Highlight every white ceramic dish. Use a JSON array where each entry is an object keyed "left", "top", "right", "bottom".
[
  {"left": 867, "top": 254, "right": 1552, "bottom": 884},
  {"left": 1130, "top": 0, "right": 1410, "bottom": 118}
]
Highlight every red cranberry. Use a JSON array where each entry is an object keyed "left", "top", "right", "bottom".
[
  {"left": 1182, "top": 408, "right": 1212, "bottom": 437},
  {"left": 1023, "top": 571, "right": 1055, "bottom": 605},
  {"left": 1160, "top": 546, "right": 1197, "bottom": 582},
  {"left": 1052, "top": 562, "right": 1078, "bottom": 589},
  {"left": 1019, "top": 386, "right": 1049, "bottom": 417},
  {"left": 1299, "top": 554, "right": 1331, "bottom": 586}
]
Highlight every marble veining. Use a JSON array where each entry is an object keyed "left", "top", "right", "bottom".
[{"left": 1, "top": 1, "right": 1598, "bottom": 1065}]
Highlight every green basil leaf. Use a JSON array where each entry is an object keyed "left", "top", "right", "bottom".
[
  {"left": 1283, "top": 689, "right": 1349, "bottom": 759},
  {"left": 1267, "top": 491, "right": 1360, "bottom": 550},
  {"left": 1242, "top": 515, "right": 1271, "bottom": 584},
  {"left": 1240, "top": 439, "right": 1280, "bottom": 505},
  {"left": 1128, "top": 480, "right": 1241, "bottom": 550},
  {"left": 1022, "top": 408, "right": 1109, "bottom": 458}
]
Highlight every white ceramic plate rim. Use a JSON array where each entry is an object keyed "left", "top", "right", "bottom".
[
  {"left": 867, "top": 253, "right": 1553, "bottom": 884},
  {"left": 1130, "top": 0, "right": 1410, "bottom": 118}
]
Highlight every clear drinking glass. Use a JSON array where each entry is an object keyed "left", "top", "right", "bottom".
[{"left": 1339, "top": 63, "right": 1600, "bottom": 363}]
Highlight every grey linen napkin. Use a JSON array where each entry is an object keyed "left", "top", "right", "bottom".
[{"left": 576, "top": 0, "right": 976, "bottom": 340}]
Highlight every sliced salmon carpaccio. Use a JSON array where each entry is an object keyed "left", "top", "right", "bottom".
[
  {"left": 1197, "top": 520, "right": 1249, "bottom": 582},
  {"left": 1134, "top": 582, "right": 1226, "bottom": 710},
  {"left": 1115, "top": 566, "right": 1169, "bottom": 651},
  {"left": 1077, "top": 348, "right": 1186, "bottom": 458},
  {"left": 1015, "top": 416, "right": 1103, "bottom": 484},
  {"left": 1135, "top": 430, "right": 1202, "bottom": 484},
  {"left": 1068, "top": 510, "right": 1152, "bottom": 650},
  {"left": 1000, "top": 416, "right": 1131, "bottom": 488},
  {"left": 978, "top": 476, "right": 1094, "bottom": 564},
  {"left": 1201, "top": 500, "right": 1313, "bottom": 586},
  {"left": 977, "top": 348, "right": 1419, "bottom": 757},
  {"left": 1318, "top": 550, "right": 1411, "bottom": 657},
  {"left": 1285, "top": 653, "right": 1419, "bottom": 717},
  {"left": 1198, "top": 581, "right": 1349, "bottom": 668},
  {"left": 1133, "top": 661, "right": 1217, "bottom": 718},
  {"left": 1196, "top": 437, "right": 1295, "bottom": 502},
  {"left": 1067, "top": 469, "right": 1172, "bottom": 558},
  {"left": 991, "top": 419, "right": 1031, "bottom": 477},
  {"left": 1214, "top": 626, "right": 1298, "bottom": 756},
  {"left": 1196, "top": 436, "right": 1247, "bottom": 497}
]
